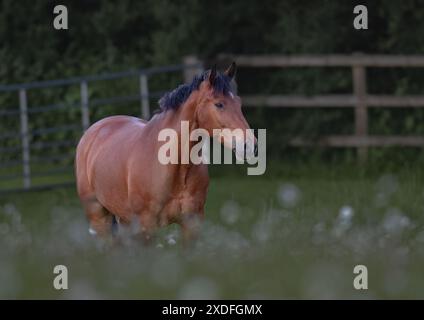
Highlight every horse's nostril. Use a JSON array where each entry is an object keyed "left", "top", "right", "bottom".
[{"left": 254, "top": 144, "right": 258, "bottom": 157}]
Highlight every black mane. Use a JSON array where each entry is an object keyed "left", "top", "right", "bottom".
[{"left": 158, "top": 70, "right": 233, "bottom": 112}]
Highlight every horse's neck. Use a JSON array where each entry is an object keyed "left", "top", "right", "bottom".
[
  {"left": 161, "top": 96, "right": 198, "bottom": 137},
  {"left": 146, "top": 100, "right": 204, "bottom": 183}
]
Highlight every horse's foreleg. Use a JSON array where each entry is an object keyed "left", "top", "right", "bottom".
[
  {"left": 138, "top": 212, "right": 158, "bottom": 245},
  {"left": 180, "top": 213, "right": 204, "bottom": 246}
]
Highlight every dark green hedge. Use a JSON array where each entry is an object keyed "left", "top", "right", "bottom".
[{"left": 1, "top": 0, "right": 424, "bottom": 163}]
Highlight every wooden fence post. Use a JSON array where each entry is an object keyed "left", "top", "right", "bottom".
[
  {"left": 183, "top": 55, "right": 203, "bottom": 83},
  {"left": 80, "top": 81, "right": 90, "bottom": 131},
  {"left": 352, "top": 64, "right": 368, "bottom": 162},
  {"left": 19, "top": 89, "right": 31, "bottom": 189},
  {"left": 139, "top": 73, "right": 150, "bottom": 120}
]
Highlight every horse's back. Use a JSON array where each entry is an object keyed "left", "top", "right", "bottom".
[
  {"left": 76, "top": 115, "right": 146, "bottom": 164},
  {"left": 81, "top": 115, "right": 146, "bottom": 140}
]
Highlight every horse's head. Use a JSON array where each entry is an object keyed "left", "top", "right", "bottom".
[{"left": 196, "top": 63, "right": 257, "bottom": 160}]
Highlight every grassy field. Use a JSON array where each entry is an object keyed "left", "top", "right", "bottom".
[{"left": 1, "top": 161, "right": 424, "bottom": 299}]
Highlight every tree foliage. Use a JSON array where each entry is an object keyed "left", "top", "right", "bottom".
[{"left": 1, "top": 0, "right": 424, "bottom": 161}]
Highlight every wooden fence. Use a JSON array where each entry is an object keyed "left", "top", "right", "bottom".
[
  {"left": 218, "top": 54, "right": 424, "bottom": 161},
  {"left": 0, "top": 63, "right": 203, "bottom": 192},
  {"left": 2, "top": 54, "right": 424, "bottom": 192}
]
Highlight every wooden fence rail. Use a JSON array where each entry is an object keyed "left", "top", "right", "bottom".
[
  {"left": 219, "top": 54, "right": 424, "bottom": 161},
  {"left": 2, "top": 55, "right": 424, "bottom": 192}
]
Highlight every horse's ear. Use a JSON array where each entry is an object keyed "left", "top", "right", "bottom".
[
  {"left": 208, "top": 64, "right": 217, "bottom": 86},
  {"left": 224, "top": 62, "right": 236, "bottom": 79}
]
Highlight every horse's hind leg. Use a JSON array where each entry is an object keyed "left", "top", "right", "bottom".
[{"left": 82, "top": 197, "right": 116, "bottom": 237}]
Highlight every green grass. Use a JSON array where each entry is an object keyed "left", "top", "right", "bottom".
[{"left": 1, "top": 161, "right": 424, "bottom": 299}]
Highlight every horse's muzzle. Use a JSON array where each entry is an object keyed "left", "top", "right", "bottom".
[{"left": 234, "top": 142, "right": 258, "bottom": 160}]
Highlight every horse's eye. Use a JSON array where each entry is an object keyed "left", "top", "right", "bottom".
[{"left": 215, "top": 102, "right": 224, "bottom": 109}]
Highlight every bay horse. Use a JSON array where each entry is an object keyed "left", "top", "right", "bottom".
[{"left": 75, "top": 63, "right": 257, "bottom": 244}]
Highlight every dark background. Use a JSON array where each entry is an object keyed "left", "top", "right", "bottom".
[{"left": 1, "top": 0, "right": 424, "bottom": 165}]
